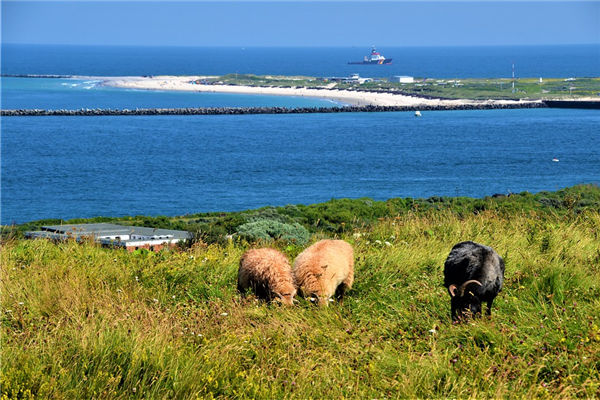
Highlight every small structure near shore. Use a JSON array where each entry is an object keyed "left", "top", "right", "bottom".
[
  {"left": 25, "top": 223, "right": 191, "bottom": 251},
  {"left": 390, "top": 76, "right": 414, "bottom": 83}
]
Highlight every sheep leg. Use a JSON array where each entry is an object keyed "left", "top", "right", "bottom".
[
  {"left": 334, "top": 283, "right": 347, "bottom": 304},
  {"left": 486, "top": 299, "right": 494, "bottom": 316},
  {"left": 335, "top": 270, "right": 354, "bottom": 305}
]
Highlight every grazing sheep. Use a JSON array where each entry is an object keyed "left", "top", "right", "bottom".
[
  {"left": 238, "top": 248, "right": 296, "bottom": 305},
  {"left": 293, "top": 239, "right": 354, "bottom": 306},
  {"left": 443, "top": 241, "right": 505, "bottom": 321}
]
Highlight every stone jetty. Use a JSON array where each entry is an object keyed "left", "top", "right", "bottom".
[{"left": 0, "top": 102, "right": 546, "bottom": 117}]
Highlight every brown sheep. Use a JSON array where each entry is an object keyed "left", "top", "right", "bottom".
[
  {"left": 292, "top": 239, "right": 354, "bottom": 306},
  {"left": 238, "top": 248, "right": 297, "bottom": 305}
]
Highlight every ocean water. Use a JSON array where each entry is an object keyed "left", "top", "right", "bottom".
[
  {"left": 3, "top": 44, "right": 599, "bottom": 78},
  {"left": 1, "top": 45, "right": 599, "bottom": 224},
  {"left": 2, "top": 109, "right": 599, "bottom": 224},
  {"left": 1, "top": 77, "right": 340, "bottom": 110}
]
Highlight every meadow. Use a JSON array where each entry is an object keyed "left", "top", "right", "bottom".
[
  {"left": 213, "top": 74, "right": 600, "bottom": 100},
  {"left": 2, "top": 186, "right": 600, "bottom": 398}
]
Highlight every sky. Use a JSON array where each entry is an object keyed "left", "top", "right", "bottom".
[{"left": 2, "top": 1, "right": 599, "bottom": 47}]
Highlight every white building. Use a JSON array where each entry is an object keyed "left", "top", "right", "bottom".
[
  {"left": 25, "top": 223, "right": 192, "bottom": 251},
  {"left": 390, "top": 76, "right": 415, "bottom": 83}
]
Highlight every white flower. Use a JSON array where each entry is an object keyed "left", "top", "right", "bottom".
[
  {"left": 18, "top": 302, "right": 24, "bottom": 306},
  {"left": 429, "top": 329, "right": 437, "bottom": 334},
  {"left": 384, "top": 241, "right": 392, "bottom": 247},
  {"left": 153, "top": 298, "right": 159, "bottom": 303},
  {"left": 220, "top": 312, "right": 228, "bottom": 316},
  {"left": 375, "top": 240, "right": 382, "bottom": 245}
]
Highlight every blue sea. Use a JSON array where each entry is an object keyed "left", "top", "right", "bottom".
[{"left": 1, "top": 45, "right": 599, "bottom": 224}]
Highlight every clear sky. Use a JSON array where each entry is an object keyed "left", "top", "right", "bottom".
[{"left": 2, "top": 1, "right": 599, "bottom": 47}]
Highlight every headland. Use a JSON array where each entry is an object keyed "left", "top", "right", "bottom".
[{"left": 101, "top": 75, "right": 541, "bottom": 108}]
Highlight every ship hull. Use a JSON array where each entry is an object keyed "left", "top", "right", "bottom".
[{"left": 348, "top": 58, "right": 393, "bottom": 65}]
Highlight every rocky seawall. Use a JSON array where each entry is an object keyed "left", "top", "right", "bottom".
[
  {"left": 0, "top": 102, "right": 546, "bottom": 116},
  {"left": 543, "top": 100, "right": 600, "bottom": 109}
]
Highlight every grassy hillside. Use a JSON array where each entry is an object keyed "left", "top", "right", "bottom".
[
  {"left": 2, "top": 190, "right": 600, "bottom": 398},
  {"left": 6, "top": 184, "right": 600, "bottom": 245}
]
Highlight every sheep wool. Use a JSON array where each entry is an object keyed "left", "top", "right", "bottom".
[
  {"left": 238, "top": 248, "right": 297, "bottom": 305},
  {"left": 293, "top": 239, "right": 354, "bottom": 306}
]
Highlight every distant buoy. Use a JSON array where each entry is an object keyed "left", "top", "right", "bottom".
[
  {"left": 415, "top": 111, "right": 422, "bottom": 117},
  {"left": 552, "top": 158, "right": 559, "bottom": 162}
]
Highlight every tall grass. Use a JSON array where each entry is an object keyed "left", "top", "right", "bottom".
[{"left": 2, "top": 210, "right": 599, "bottom": 398}]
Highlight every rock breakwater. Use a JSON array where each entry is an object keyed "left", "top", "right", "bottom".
[{"left": 1, "top": 102, "right": 545, "bottom": 117}]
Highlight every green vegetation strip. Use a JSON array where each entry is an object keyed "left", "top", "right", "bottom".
[
  {"left": 212, "top": 74, "right": 600, "bottom": 101},
  {"left": 2, "top": 185, "right": 600, "bottom": 398}
]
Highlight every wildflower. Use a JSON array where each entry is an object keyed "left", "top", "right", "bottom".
[
  {"left": 375, "top": 240, "right": 382, "bottom": 245},
  {"left": 384, "top": 241, "right": 392, "bottom": 247},
  {"left": 18, "top": 302, "right": 24, "bottom": 306},
  {"left": 353, "top": 233, "right": 362, "bottom": 239},
  {"left": 135, "top": 276, "right": 139, "bottom": 282},
  {"left": 153, "top": 298, "right": 159, "bottom": 303},
  {"left": 428, "top": 329, "right": 436, "bottom": 334},
  {"left": 172, "top": 295, "right": 176, "bottom": 299},
  {"left": 220, "top": 312, "right": 228, "bottom": 316}
]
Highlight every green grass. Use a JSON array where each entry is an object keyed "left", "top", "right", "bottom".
[
  {"left": 2, "top": 195, "right": 600, "bottom": 398},
  {"left": 207, "top": 74, "right": 600, "bottom": 101}
]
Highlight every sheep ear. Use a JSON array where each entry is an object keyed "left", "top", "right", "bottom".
[
  {"left": 448, "top": 284, "right": 458, "bottom": 297},
  {"left": 459, "top": 280, "right": 482, "bottom": 297}
]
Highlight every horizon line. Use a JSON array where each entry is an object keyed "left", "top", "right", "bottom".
[{"left": 3, "top": 42, "right": 599, "bottom": 47}]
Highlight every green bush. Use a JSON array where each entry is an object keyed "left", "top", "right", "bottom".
[{"left": 235, "top": 219, "right": 309, "bottom": 245}]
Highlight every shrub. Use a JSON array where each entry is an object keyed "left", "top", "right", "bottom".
[{"left": 235, "top": 219, "right": 309, "bottom": 245}]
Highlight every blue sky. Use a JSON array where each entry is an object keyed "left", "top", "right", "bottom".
[{"left": 2, "top": 1, "right": 599, "bottom": 47}]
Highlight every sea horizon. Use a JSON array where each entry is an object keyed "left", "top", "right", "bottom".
[{"left": 3, "top": 43, "right": 599, "bottom": 78}]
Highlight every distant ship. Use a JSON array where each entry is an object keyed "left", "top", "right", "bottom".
[{"left": 348, "top": 47, "right": 392, "bottom": 65}]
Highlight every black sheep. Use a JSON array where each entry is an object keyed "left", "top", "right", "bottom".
[{"left": 443, "top": 241, "right": 505, "bottom": 321}]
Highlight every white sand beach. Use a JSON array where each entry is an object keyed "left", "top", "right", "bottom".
[{"left": 100, "top": 75, "right": 536, "bottom": 107}]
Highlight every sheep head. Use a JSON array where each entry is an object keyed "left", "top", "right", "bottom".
[
  {"left": 448, "top": 280, "right": 483, "bottom": 321},
  {"left": 274, "top": 284, "right": 297, "bottom": 306}
]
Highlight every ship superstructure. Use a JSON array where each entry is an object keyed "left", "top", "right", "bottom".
[{"left": 348, "top": 47, "right": 392, "bottom": 65}]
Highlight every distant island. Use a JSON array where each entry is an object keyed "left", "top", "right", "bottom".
[{"left": 100, "top": 73, "right": 600, "bottom": 107}]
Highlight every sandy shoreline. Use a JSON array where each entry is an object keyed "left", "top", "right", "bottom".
[{"left": 99, "top": 75, "right": 538, "bottom": 107}]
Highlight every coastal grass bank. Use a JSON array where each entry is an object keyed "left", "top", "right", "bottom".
[{"left": 2, "top": 185, "right": 600, "bottom": 398}]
